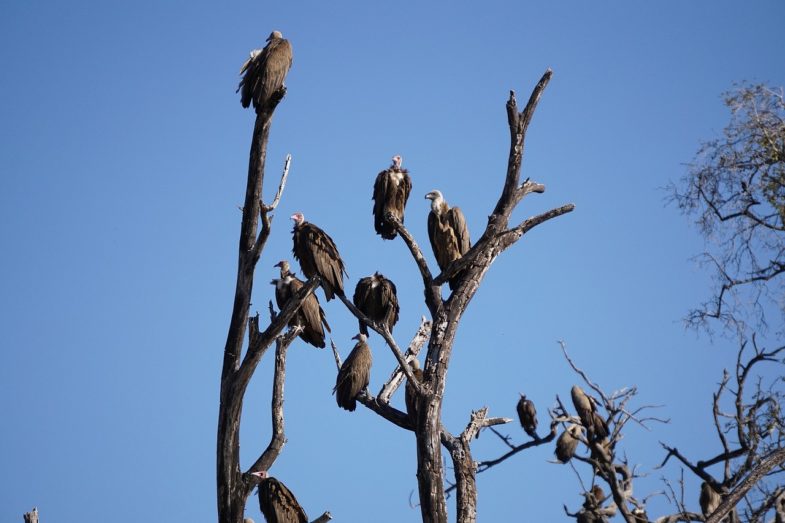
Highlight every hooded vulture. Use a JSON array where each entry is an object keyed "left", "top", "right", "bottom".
[
  {"left": 251, "top": 472, "right": 308, "bottom": 523},
  {"left": 352, "top": 272, "right": 399, "bottom": 336},
  {"left": 516, "top": 394, "right": 538, "bottom": 439},
  {"left": 372, "top": 155, "right": 412, "bottom": 239},
  {"left": 424, "top": 190, "right": 471, "bottom": 290},
  {"left": 272, "top": 260, "right": 330, "bottom": 348},
  {"left": 405, "top": 359, "right": 424, "bottom": 423},
  {"left": 291, "top": 212, "right": 347, "bottom": 301},
  {"left": 238, "top": 31, "right": 293, "bottom": 112},
  {"left": 555, "top": 424, "right": 582, "bottom": 463},
  {"left": 334, "top": 334, "right": 372, "bottom": 411},
  {"left": 571, "top": 385, "right": 608, "bottom": 441}
]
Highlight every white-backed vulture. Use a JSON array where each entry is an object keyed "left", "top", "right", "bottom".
[
  {"left": 700, "top": 482, "right": 721, "bottom": 517},
  {"left": 238, "top": 31, "right": 293, "bottom": 112},
  {"left": 291, "top": 212, "right": 347, "bottom": 301},
  {"left": 251, "top": 471, "right": 307, "bottom": 523},
  {"left": 571, "top": 385, "right": 608, "bottom": 441},
  {"left": 405, "top": 359, "right": 424, "bottom": 423},
  {"left": 272, "top": 260, "right": 330, "bottom": 348},
  {"left": 555, "top": 424, "right": 582, "bottom": 463},
  {"left": 334, "top": 334, "right": 372, "bottom": 411},
  {"left": 352, "top": 272, "right": 399, "bottom": 336},
  {"left": 516, "top": 394, "right": 538, "bottom": 439},
  {"left": 372, "top": 155, "right": 412, "bottom": 239},
  {"left": 424, "top": 190, "right": 471, "bottom": 290}
]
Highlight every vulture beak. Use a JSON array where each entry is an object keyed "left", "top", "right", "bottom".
[{"left": 274, "top": 261, "right": 283, "bottom": 268}]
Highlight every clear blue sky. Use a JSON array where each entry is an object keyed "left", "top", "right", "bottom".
[{"left": 2, "top": 1, "right": 784, "bottom": 521}]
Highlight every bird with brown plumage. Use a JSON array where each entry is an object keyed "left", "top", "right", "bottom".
[
  {"left": 334, "top": 334, "right": 372, "bottom": 411},
  {"left": 555, "top": 424, "right": 583, "bottom": 463},
  {"left": 516, "top": 394, "right": 538, "bottom": 439},
  {"left": 571, "top": 385, "right": 608, "bottom": 441},
  {"left": 291, "top": 212, "right": 347, "bottom": 301},
  {"left": 352, "top": 272, "right": 399, "bottom": 336},
  {"left": 372, "top": 155, "right": 412, "bottom": 240},
  {"left": 425, "top": 190, "right": 471, "bottom": 290},
  {"left": 250, "top": 471, "right": 308, "bottom": 523},
  {"left": 271, "top": 260, "right": 330, "bottom": 348},
  {"left": 238, "top": 31, "right": 293, "bottom": 113}
]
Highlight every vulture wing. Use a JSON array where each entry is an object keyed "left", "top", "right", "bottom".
[
  {"left": 258, "top": 477, "right": 308, "bottom": 523},
  {"left": 379, "top": 276, "right": 400, "bottom": 333},
  {"left": 293, "top": 223, "right": 346, "bottom": 301},
  {"left": 288, "top": 276, "right": 329, "bottom": 348},
  {"left": 273, "top": 278, "right": 292, "bottom": 312},
  {"left": 372, "top": 170, "right": 393, "bottom": 238},
  {"left": 447, "top": 206, "right": 471, "bottom": 256},
  {"left": 428, "top": 211, "right": 457, "bottom": 270},
  {"left": 352, "top": 277, "right": 374, "bottom": 335}
]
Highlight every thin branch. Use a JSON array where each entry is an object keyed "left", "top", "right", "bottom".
[
  {"left": 262, "top": 154, "right": 292, "bottom": 212},
  {"left": 337, "top": 293, "right": 424, "bottom": 395},
  {"left": 378, "top": 317, "right": 431, "bottom": 403},
  {"left": 246, "top": 327, "right": 300, "bottom": 480}
]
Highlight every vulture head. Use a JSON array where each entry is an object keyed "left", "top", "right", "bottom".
[
  {"left": 391, "top": 155, "right": 402, "bottom": 169},
  {"left": 424, "top": 190, "right": 444, "bottom": 211},
  {"left": 352, "top": 333, "right": 368, "bottom": 343},
  {"left": 409, "top": 358, "right": 420, "bottom": 370},
  {"left": 250, "top": 470, "right": 269, "bottom": 481},
  {"left": 274, "top": 260, "right": 291, "bottom": 274},
  {"left": 290, "top": 212, "right": 305, "bottom": 228},
  {"left": 267, "top": 30, "right": 283, "bottom": 41}
]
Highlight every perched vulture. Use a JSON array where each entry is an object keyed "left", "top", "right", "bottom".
[
  {"left": 631, "top": 507, "right": 650, "bottom": 523},
  {"left": 699, "top": 482, "right": 721, "bottom": 517},
  {"left": 405, "top": 359, "right": 424, "bottom": 423},
  {"left": 352, "top": 272, "right": 399, "bottom": 335},
  {"left": 334, "top": 334, "right": 372, "bottom": 411},
  {"left": 372, "top": 155, "right": 412, "bottom": 239},
  {"left": 516, "top": 394, "right": 538, "bottom": 439},
  {"left": 238, "top": 31, "right": 293, "bottom": 112},
  {"left": 555, "top": 424, "right": 582, "bottom": 463},
  {"left": 424, "top": 190, "right": 471, "bottom": 290},
  {"left": 571, "top": 385, "right": 608, "bottom": 441},
  {"left": 291, "top": 212, "right": 347, "bottom": 301},
  {"left": 251, "top": 472, "right": 308, "bottom": 523},
  {"left": 584, "top": 485, "right": 605, "bottom": 509},
  {"left": 272, "top": 260, "right": 330, "bottom": 348}
]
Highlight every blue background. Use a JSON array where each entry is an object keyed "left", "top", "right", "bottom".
[{"left": 2, "top": 1, "right": 784, "bottom": 521}]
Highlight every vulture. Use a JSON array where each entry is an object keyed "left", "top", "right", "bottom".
[
  {"left": 251, "top": 471, "right": 308, "bottom": 523},
  {"left": 352, "top": 272, "right": 399, "bottom": 335},
  {"left": 699, "top": 482, "right": 721, "bottom": 517},
  {"left": 424, "top": 190, "right": 471, "bottom": 290},
  {"left": 291, "top": 212, "right": 347, "bottom": 301},
  {"left": 372, "top": 155, "right": 412, "bottom": 239},
  {"left": 405, "top": 359, "right": 424, "bottom": 423},
  {"left": 571, "top": 385, "right": 608, "bottom": 441},
  {"left": 334, "top": 334, "right": 372, "bottom": 411},
  {"left": 516, "top": 394, "right": 538, "bottom": 439},
  {"left": 272, "top": 260, "right": 330, "bottom": 348},
  {"left": 631, "top": 507, "right": 650, "bottom": 523},
  {"left": 238, "top": 31, "right": 293, "bottom": 112},
  {"left": 555, "top": 424, "right": 582, "bottom": 463}
]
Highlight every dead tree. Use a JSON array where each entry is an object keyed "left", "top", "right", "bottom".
[
  {"left": 215, "top": 55, "right": 330, "bottom": 523},
  {"left": 319, "top": 70, "right": 575, "bottom": 523}
]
